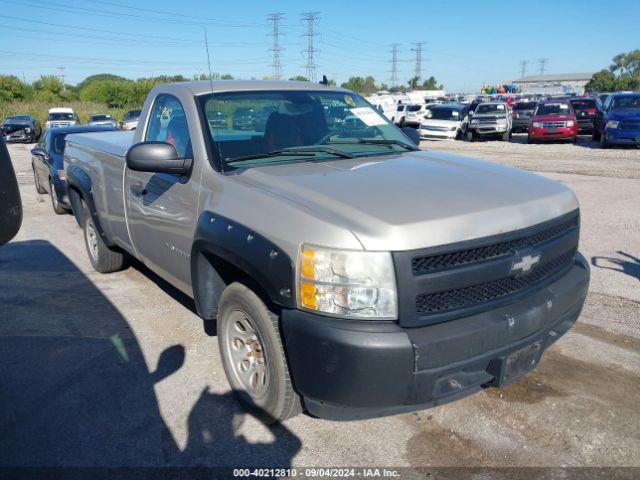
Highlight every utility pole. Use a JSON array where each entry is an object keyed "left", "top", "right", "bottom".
[
  {"left": 411, "top": 42, "right": 426, "bottom": 88},
  {"left": 538, "top": 58, "right": 549, "bottom": 76},
  {"left": 57, "top": 66, "right": 66, "bottom": 91},
  {"left": 519, "top": 60, "right": 528, "bottom": 78},
  {"left": 301, "top": 12, "right": 320, "bottom": 82},
  {"left": 390, "top": 43, "right": 400, "bottom": 88},
  {"left": 267, "top": 13, "right": 284, "bottom": 80}
]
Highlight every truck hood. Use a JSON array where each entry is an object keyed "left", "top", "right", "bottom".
[
  {"left": 232, "top": 150, "right": 578, "bottom": 251},
  {"left": 609, "top": 109, "right": 640, "bottom": 120}
]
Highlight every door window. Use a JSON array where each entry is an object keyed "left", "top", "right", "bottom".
[{"left": 146, "top": 94, "right": 192, "bottom": 158}]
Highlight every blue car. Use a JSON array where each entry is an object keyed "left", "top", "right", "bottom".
[
  {"left": 593, "top": 92, "right": 640, "bottom": 148},
  {"left": 31, "top": 125, "right": 117, "bottom": 214}
]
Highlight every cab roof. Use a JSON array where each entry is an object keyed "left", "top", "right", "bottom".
[{"left": 155, "top": 80, "right": 350, "bottom": 96}]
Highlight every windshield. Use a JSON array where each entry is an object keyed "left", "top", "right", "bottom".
[
  {"left": 5, "top": 115, "right": 31, "bottom": 124},
  {"left": 202, "top": 90, "right": 414, "bottom": 168},
  {"left": 48, "top": 112, "right": 74, "bottom": 121},
  {"left": 475, "top": 104, "right": 506, "bottom": 114},
  {"left": 514, "top": 102, "right": 536, "bottom": 111},
  {"left": 125, "top": 110, "right": 141, "bottom": 120},
  {"left": 425, "top": 108, "right": 461, "bottom": 121},
  {"left": 406, "top": 105, "right": 422, "bottom": 112},
  {"left": 570, "top": 99, "right": 596, "bottom": 110},
  {"left": 535, "top": 103, "right": 573, "bottom": 116},
  {"left": 90, "top": 115, "right": 111, "bottom": 121},
  {"left": 611, "top": 96, "right": 640, "bottom": 110}
]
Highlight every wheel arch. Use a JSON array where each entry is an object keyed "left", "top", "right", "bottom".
[{"left": 191, "top": 211, "right": 296, "bottom": 321}]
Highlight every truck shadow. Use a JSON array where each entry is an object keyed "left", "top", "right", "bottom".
[
  {"left": 0, "top": 240, "right": 301, "bottom": 472},
  {"left": 591, "top": 251, "right": 640, "bottom": 282}
]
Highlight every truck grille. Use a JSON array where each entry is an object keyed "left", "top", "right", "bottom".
[
  {"left": 619, "top": 120, "right": 640, "bottom": 130},
  {"left": 541, "top": 121, "right": 566, "bottom": 128},
  {"left": 416, "top": 250, "right": 575, "bottom": 314},
  {"left": 392, "top": 210, "right": 580, "bottom": 327},
  {"left": 412, "top": 214, "right": 578, "bottom": 274}
]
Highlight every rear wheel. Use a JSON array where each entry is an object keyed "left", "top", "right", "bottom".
[
  {"left": 83, "top": 214, "right": 126, "bottom": 273},
  {"left": 50, "top": 180, "right": 66, "bottom": 214},
  {"left": 217, "top": 282, "right": 302, "bottom": 421},
  {"left": 33, "top": 167, "right": 46, "bottom": 194}
]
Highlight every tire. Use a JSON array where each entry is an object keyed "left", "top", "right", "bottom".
[
  {"left": 50, "top": 180, "right": 66, "bottom": 215},
  {"left": 592, "top": 128, "right": 601, "bottom": 141},
  {"left": 600, "top": 132, "right": 609, "bottom": 149},
  {"left": 33, "top": 167, "right": 46, "bottom": 194},
  {"left": 502, "top": 131, "right": 510, "bottom": 141},
  {"left": 527, "top": 136, "right": 534, "bottom": 144},
  {"left": 217, "top": 282, "right": 302, "bottom": 421},
  {"left": 466, "top": 130, "right": 475, "bottom": 142},
  {"left": 83, "top": 214, "right": 126, "bottom": 273}
]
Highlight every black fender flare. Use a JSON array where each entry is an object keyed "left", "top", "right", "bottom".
[
  {"left": 66, "top": 165, "right": 114, "bottom": 246},
  {"left": 191, "top": 211, "right": 296, "bottom": 320}
]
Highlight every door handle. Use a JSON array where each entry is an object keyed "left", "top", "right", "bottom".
[{"left": 131, "top": 183, "right": 147, "bottom": 196}]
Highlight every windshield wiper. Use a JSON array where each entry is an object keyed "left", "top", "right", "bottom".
[
  {"left": 225, "top": 146, "right": 354, "bottom": 164},
  {"left": 327, "top": 139, "right": 420, "bottom": 151}
]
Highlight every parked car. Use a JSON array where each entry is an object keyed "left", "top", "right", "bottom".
[
  {"left": 403, "top": 103, "right": 430, "bottom": 128},
  {"left": 63, "top": 80, "right": 589, "bottom": 421},
  {"left": 88, "top": 114, "right": 117, "bottom": 128},
  {"left": 120, "top": 110, "right": 141, "bottom": 130},
  {"left": 1, "top": 114, "right": 41, "bottom": 143},
  {"left": 232, "top": 107, "right": 256, "bottom": 130},
  {"left": 527, "top": 100, "right": 578, "bottom": 143},
  {"left": 467, "top": 102, "right": 512, "bottom": 141},
  {"left": 511, "top": 101, "right": 537, "bottom": 133},
  {"left": 0, "top": 137, "right": 22, "bottom": 245},
  {"left": 207, "top": 110, "right": 227, "bottom": 130},
  {"left": 31, "top": 125, "right": 117, "bottom": 214},
  {"left": 419, "top": 104, "right": 469, "bottom": 140},
  {"left": 569, "top": 97, "right": 598, "bottom": 134},
  {"left": 45, "top": 108, "right": 78, "bottom": 129},
  {"left": 390, "top": 104, "right": 407, "bottom": 126},
  {"left": 593, "top": 92, "right": 640, "bottom": 148}
]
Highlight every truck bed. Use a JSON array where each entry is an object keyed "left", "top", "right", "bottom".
[{"left": 65, "top": 130, "right": 134, "bottom": 158}]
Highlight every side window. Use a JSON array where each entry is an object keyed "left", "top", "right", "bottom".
[
  {"left": 146, "top": 94, "right": 192, "bottom": 158},
  {"left": 603, "top": 95, "right": 612, "bottom": 111}
]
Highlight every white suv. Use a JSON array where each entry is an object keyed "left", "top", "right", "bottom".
[{"left": 46, "top": 108, "right": 78, "bottom": 128}]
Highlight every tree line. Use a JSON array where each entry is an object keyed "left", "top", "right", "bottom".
[{"left": 586, "top": 50, "right": 640, "bottom": 92}]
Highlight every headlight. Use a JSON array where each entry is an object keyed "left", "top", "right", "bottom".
[
  {"left": 450, "top": 126, "right": 458, "bottom": 131},
  {"left": 532, "top": 122, "right": 543, "bottom": 128},
  {"left": 57, "top": 169, "right": 66, "bottom": 180},
  {"left": 298, "top": 244, "right": 397, "bottom": 320},
  {"left": 606, "top": 120, "right": 619, "bottom": 129},
  {"left": 25, "top": 127, "right": 32, "bottom": 133},
  {"left": 471, "top": 119, "right": 478, "bottom": 125},
  {"left": 566, "top": 120, "right": 575, "bottom": 127},
  {"left": 497, "top": 118, "right": 507, "bottom": 124}
]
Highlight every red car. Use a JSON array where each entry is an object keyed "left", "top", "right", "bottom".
[{"left": 527, "top": 101, "right": 578, "bottom": 143}]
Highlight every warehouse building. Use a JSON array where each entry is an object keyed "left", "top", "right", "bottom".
[{"left": 513, "top": 72, "right": 594, "bottom": 95}]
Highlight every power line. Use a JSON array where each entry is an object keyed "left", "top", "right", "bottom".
[
  {"left": 390, "top": 44, "right": 400, "bottom": 87},
  {"left": 267, "top": 13, "right": 285, "bottom": 80},
  {"left": 538, "top": 58, "right": 549, "bottom": 75},
  {"left": 301, "top": 12, "right": 320, "bottom": 82}
]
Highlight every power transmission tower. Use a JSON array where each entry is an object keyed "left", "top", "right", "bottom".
[
  {"left": 390, "top": 44, "right": 400, "bottom": 87},
  {"left": 538, "top": 58, "right": 549, "bottom": 75},
  {"left": 411, "top": 42, "right": 426, "bottom": 88},
  {"left": 57, "top": 66, "right": 66, "bottom": 91},
  {"left": 301, "top": 12, "right": 320, "bottom": 82},
  {"left": 519, "top": 60, "right": 528, "bottom": 78},
  {"left": 267, "top": 13, "right": 284, "bottom": 80}
]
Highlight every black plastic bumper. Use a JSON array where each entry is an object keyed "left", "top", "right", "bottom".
[
  {"left": 52, "top": 176, "right": 70, "bottom": 208},
  {"left": 280, "top": 253, "right": 589, "bottom": 420}
]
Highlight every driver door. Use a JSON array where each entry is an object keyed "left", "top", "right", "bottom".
[{"left": 125, "top": 93, "right": 199, "bottom": 294}]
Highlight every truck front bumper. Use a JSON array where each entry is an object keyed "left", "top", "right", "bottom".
[
  {"left": 281, "top": 253, "right": 589, "bottom": 420},
  {"left": 605, "top": 128, "right": 640, "bottom": 146}
]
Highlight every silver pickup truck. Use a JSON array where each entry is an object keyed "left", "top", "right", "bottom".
[{"left": 64, "top": 81, "right": 589, "bottom": 421}]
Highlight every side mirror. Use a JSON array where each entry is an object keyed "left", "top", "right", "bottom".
[
  {"left": 31, "top": 146, "right": 49, "bottom": 160},
  {"left": 401, "top": 126, "right": 420, "bottom": 146},
  {"left": 0, "top": 138, "right": 22, "bottom": 245},
  {"left": 125, "top": 141, "right": 192, "bottom": 176}
]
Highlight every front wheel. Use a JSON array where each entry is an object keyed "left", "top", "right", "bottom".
[
  {"left": 33, "top": 167, "right": 46, "bottom": 194},
  {"left": 600, "top": 132, "right": 609, "bottom": 149},
  {"left": 502, "top": 131, "right": 510, "bottom": 141},
  {"left": 466, "top": 130, "right": 475, "bottom": 142},
  {"left": 218, "top": 282, "right": 302, "bottom": 421},
  {"left": 592, "top": 128, "right": 601, "bottom": 141}
]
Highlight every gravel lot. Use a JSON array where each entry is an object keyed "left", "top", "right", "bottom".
[{"left": 1, "top": 138, "right": 639, "bottom": 473}]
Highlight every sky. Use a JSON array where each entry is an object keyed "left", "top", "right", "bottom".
[{"left": 0, "top": 0, "right": 638, "bottom": 92}]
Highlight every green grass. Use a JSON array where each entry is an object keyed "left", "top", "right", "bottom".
[{"left": 0, "top": 100, "right": 129, "bottom": 127}]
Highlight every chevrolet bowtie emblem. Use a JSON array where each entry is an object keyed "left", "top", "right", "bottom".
[{"left": 511, "top": 253, "right": 541, "bottom": 274}]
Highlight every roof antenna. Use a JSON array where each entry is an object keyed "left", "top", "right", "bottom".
[
  {"left": 319, "top": 74, "right": 328, "bottom": 86},
  {"left": 203, "top": 26, "right": 215, "bottom": 92}
]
